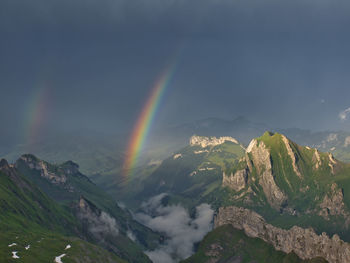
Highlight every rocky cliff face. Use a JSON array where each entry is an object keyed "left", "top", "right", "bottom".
[
  {"left": 224, "top": 137, "right": 287, "bottom": 209},
  {"left": 0, "top": 158, "right": 33, "bottom": 191},
  {"left": 215, "top": 206, "right": 350, "bottom": 263},
  {"left": 74, "top": 197, "right": 119, "bottom": 238},
  {"left": 222, "top": 132, "right": 350, "bottom": 219},
  {"left": 247, "top": 139, "right": 287, "bottom": 208},
  {"left": 190, "top": 135, "right": 239, "bottom": 148},
  {"left": 73, "top": 197, "right": 123, "bottom": 255},
  {"left": 14, "top": 154, "right": 93, "bottom": 195},
  {"left": 281, "top": 135, "right": 302, "bottom": 178},
  {"left": 17, "top": 154, "right": 67, "bottom": 184},
  {"left": 222, "top": 169, "right": 248, "bottom": 192},
  {"left": 319, "top": 183, "right": 350, "bottom": 223}
]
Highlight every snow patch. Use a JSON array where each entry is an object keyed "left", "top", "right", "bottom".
[
  {"left": 194, "top": 150, "right": 209, "bottom": 154},
  {"left": 25, "top": 245, "right": 30, "bottom": 250},
  {"left": 54, "top": 254, "right": 66, "bottom": 263},
  {"left": 65, "top": 244, "right": 71, "bottom": 250},
  {"left": 12, "top": 251, "right": 19, "bottom": 259},
  {"left": 189, "top": 171, "right": 197, "bottom": 177},
  {"left": 8, "top": 243, "right": 17, "bottom": 247},
  {"left": 198, "top": 167, "right": 215, "bottom": 171},
  {"left": 173, "top": 154, "right": 182, "bottom": 160}
]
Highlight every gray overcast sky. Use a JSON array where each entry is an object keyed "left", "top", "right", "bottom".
[{"left": 1, "top": 0, "right": 350, "bottom": 144}]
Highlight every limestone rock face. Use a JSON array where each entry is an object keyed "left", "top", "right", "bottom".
[
  {"left": 328, "top": 153, "right": 338, "bottom": 175},
  {"left": 319, "top": 183, "right": 350, "bottom": 222},
  {"left": 246, "top": 140, "right": 287, "bottom": 208},
  {"left": 74, "top": 197, "right": 119, "bottom": 239},
  {"left": 312, "top": 149, "right": 322, "bottom": 170},
  {"left": 215, "top": 206, "right": 350, "bottom": 263},
  {"left": 190, "top": 135, "right": 239, "bottom": 148},
  {"left": 17, "top": 154, "right": 67, "bottom": 184},
  {"left": 222, "top": 169, "right": 248, "bottom": 192},
  {"left": 281, "top": 135, "right": 302, "bottom": 178}
]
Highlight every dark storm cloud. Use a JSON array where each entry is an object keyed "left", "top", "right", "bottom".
[
  {"left": 2, "top": 0, "right": 350, "bottom": 36},
  {"left": 1, "top": 0, "right": 350, "bottom": 142}
]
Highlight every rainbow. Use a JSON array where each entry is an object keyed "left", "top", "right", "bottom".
[
  {"left": 23, "top": 84, "right": 51, "bottom": 149},
  {"left": 122, "top": 63, "right": 177, "bottom": 179}
]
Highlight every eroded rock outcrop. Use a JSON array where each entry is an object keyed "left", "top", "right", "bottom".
[
  {"left": 0, "top": 158, "right": 33, "bottom": 190},
  {"left": 245, "top": 139, "right": 287, "bottom": 208},
  {"left": 328, "top": 153, "right": 338, "bottom": 175},
  {"left": 313, "top": 149, "right": 322, "bottom": 170},
  {"left": 281, "top": 135, "right": 302, "bottom": 178},
  {"left": 222, "top": 169, "right": 248, "bottom": 192},
  {"left": 17, "top": 154, "right": 67, "bottom": 184},
  {"left": 319, "top": 183, "right": 350, "bottom": 223},
  {"left": 74, "top": 197, "right": 119, "bottom": 240},
  {"left": 190, "top": 135, "right": 239, "bottom": 148},
  {"left": 215, "top": 206, "right": 350, "bottom": 263}
]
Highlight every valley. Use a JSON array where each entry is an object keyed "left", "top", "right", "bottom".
[{"left": 4, "top": 125, "right": 350, "bottom": 262}]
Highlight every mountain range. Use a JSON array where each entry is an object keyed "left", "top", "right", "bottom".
[{"left": 3, "top": 118, "right": 350, "bottom": 262}]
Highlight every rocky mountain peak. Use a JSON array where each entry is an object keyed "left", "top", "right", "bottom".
[
  {"left": 222, "top": 131, "right": 350, "bottom": 226},
  {"left": 190, "top": 135, "right": 239, "bottom": 148},
  {"left": 0, "top": 158, "right": 33, "bottom": 191},
  {"left": 16, "top": 154, "right": 67, "bottom": 184},
  {"left": 224, "top": 134, "right": 288, "bottom": 209}
]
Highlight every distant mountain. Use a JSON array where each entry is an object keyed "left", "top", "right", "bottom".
[
  {"left": 168, "top": 116, "right": 270, "bottom": 145},
  {"left": 0, "top": 117, "right": 269, "bottom": 178},
  {"left": 2, "top": 132, "right": 125, "bottom": 176},
  {"left": 279, "top": 128, "right": 350, "bottom": 163},
  {"left": 114, "top": 135, "right": 245, "bottom": 209}
]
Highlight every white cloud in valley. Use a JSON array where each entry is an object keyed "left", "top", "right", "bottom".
[
  {"left": 339, "top": 108, "right": 350, "bottom": 121},
  {"left": 135, "top": 193, "right": 214, "bottom": 263}
]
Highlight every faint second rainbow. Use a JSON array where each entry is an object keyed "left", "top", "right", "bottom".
[
  {"left": 23, "top": 84, "right": 51, "bottom": 148},
  {"left": 122, "top": 63, "right": 177, "bottom": 179}
]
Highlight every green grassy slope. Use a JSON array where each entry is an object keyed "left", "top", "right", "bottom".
[
  {"left": 217, "top": 132, "right": 350, "bottom": 241},
  {"left": 120, "top": 140, "right": 245, "bottom": 209},
  {"left": 0, "top": 231, "right": 126, "bottom": 263},
  {"left": 14, "top": 155, "right": 158, "bottom": 261},
  {"left": 0, "top": 161, "right": 126, "bottom": 263}
]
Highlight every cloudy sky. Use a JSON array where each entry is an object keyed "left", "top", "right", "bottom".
[{"left": 1, "top": 0, "right": 350, "bottom": 143}]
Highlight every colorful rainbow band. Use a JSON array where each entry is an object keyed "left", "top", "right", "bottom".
[{"left": 122, "top": 63, "right": 177, "bottom": 179}]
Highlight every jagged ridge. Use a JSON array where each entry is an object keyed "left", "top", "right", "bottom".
[{"left": 215, "top": 206, "right": 346, "bottom": 263}]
